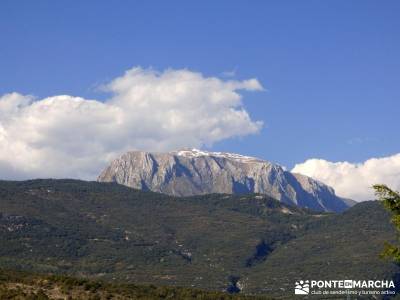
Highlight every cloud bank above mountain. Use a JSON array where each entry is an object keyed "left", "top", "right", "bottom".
[
  {"left": 0, "top": 67, "right": 263, "bottom": 179},
  {"left": 292, "top": 153, "right": 400, "bottom": 201}
]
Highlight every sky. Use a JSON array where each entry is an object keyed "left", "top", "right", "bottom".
[{"left": 0, "top": 1, "right": 399, "bottom": 200}]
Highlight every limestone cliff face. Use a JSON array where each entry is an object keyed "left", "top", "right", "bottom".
[{"left": 97, "top": 149, "right": 350, "bottom": 212}]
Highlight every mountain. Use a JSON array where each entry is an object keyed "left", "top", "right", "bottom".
[
  {"left": 98, "top": 149, "right": 350, "bottom": 212},
  {"left": 0, "top": 179, "right": 397, "bottom": 298}
]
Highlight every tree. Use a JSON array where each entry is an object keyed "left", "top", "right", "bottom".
[{"left": 373, "top": 184, "right": 400, "bottom": 262}]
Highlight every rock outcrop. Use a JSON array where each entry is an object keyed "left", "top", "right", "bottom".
[{"left": 98, "top": 149, "right": 350, "bottom": 212}]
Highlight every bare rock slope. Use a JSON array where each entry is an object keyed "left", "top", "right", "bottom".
[{"left": 98, "top": 149, "right": 350, "bottom": 212}]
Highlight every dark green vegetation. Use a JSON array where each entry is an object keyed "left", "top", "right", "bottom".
[
  {"left": 0, "top": 269, "right": 268, "bottom": 299},
  {"left": 374, "top": 184, "right": 400, "bottom": 263},
  {"left": 0, "top": 179, "right": 398, "bottom": 298}
]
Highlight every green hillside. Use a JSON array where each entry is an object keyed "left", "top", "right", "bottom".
[
  {"left": 0, "top": 179, "right": 398, "bottom": 298},
  {"left": 0, "top": 269, "right": 270, "bottom": 300}
]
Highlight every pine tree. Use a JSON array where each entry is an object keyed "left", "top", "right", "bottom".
[{"left": 373, "top": 184, "right": 400, "bottom": 262}]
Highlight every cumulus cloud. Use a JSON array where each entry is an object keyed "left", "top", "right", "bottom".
[
  {"left": 0, "top": 67, "right": 263, "bottom": 180},
  {"left": 292, "top": 153, "right": 400, "bottom": 201}
]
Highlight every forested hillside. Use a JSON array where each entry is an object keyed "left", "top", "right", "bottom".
[{"left": 0, "top": 179, "right": 397, "bottom": 297}]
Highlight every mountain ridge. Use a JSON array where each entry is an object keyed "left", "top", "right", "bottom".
[
  {"left": 0, "top": 179, "right": 396, "bottom": 297},
  {"left": 98, "top": 149, "right": 350, "bottom": 212}
]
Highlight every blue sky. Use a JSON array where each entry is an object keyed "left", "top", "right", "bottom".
[{"left": 0, "top": 0, "right": 399, "bottom": 173}]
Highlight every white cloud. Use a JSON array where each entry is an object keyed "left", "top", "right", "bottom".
[
  {"left": 221, "top": 68, "right": 237, "bottom": 77},
  {"left": 0, "top": 67, "right": 263, "bottom": 180},
  {"left": 292, "top": 154, "right": 400, "bottom": 201}
]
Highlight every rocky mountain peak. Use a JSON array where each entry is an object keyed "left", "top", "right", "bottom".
[
  {"left": 97, "top": 150, "right": 351, "bottom": 212},
  {"left": 171, "top": 148, "right": 264, "bottom": 163}
]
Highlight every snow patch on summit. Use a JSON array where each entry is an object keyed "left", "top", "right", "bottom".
[{"left": 172, "top": 148, "right": 262, "bottom": 163}]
